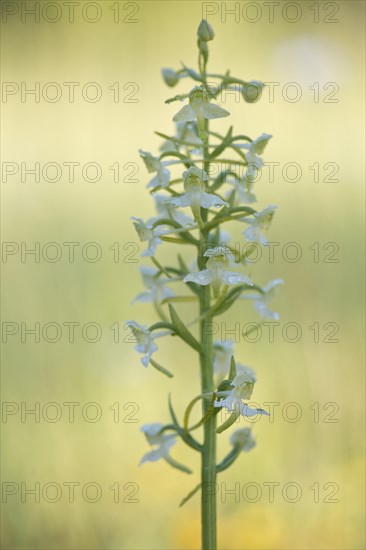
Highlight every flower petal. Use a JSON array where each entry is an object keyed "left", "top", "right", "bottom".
[
  {"left": 239, "top": 403, "right": 270, "bottom": 417},
  {"left": 173, "top": 104, "right": 196, "bottom": 123},
  {"left": 141, "top": 237, "right": 160, "bottom": 257},
  {"left": 222, "top": 271, "right": 252, "bottom": 286},
  {"left": 202, "top": 103, "right": 230, "bottom": 120},
  {"left": 200, "top": 192, "right": 229, "bottom": 209},
  {"left": 183, "top": 269, "right": 213, "bottom": 286},
  {"left": 140, "top": 448, "right": 165, "bottom": 464},
  {"left": 132, "top": 290, "right": 154, "bottom": 304},
  {"left": 164, "top": 194, "right": 192, "bottom": 208}
]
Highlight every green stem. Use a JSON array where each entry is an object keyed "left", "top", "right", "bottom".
[
  {"left": 199, "top": 116, "right": 217, "bottom": 550},
  {"left": 199, "top": 276, "right": 216, "bottom": 550}
]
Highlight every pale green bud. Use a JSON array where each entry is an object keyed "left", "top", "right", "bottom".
[
  {"left": 242, "top": 81, "right": 264, "bottom": 103},
  {"left": 197, "top": 19, "right": 214, "bottom": 42},
  {"left": 230, "top": 427, "right": 256, "bottom": 452},
  {"left": 162, "top": 68, "right": 179, "bottom": 87}
]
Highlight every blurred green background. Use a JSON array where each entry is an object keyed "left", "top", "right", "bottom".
[{"left": 1, "top": 1, "right": 365, "bottom": 548}]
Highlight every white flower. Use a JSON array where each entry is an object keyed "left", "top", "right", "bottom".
[
  {"left": 243, "top": 205, "right": 277, "bottom": 244},
  {"left": 153, "top": 194, "right": 193, "bottom": 226},
  {"left": 126, "top": 322, "right": 158, "bottom": 367},
  {"left": 243, "top": 134, "right": 271, "bottom": 185},
  {"left": 140, "top": 423, "right": 176, "bottom": 464},
  {"left": 242, "top": 133, "right": 272, "bottom": 159},
  {"left": 131, "top": 217, "right": 165, "bottom": 257},
  {"left": 243, "top": 279, "right": 284, "bottom": 320},
  {"left": 164, "top": 166, "right": 228, "bottom": 225},
  {"left": 227, "top": 178, "right": 257, "bottom": 205},
  {"left": 173, "top": 87, "right": 230, "bottom": 141},
  {"left": 230, "top": 427, "right": 256, "bottom": 452},
  {"left": 231, "top": 133, "right": 272, "bottom": 202},
  {"left": 213, "top": 340, "right": 235, "bottom": 378},
  {"left": 214, "top": 370, "right": 269, "bottom": 417},
  {"left": 177, "top": 122, "right": 202, "bottom": 150},
  {"left": 139, "top": 150, "right": 171, "bottom": 189},
  {"left": 183, "top": 245, "right": 252, "bottom": 297},
  {"left": 133, "top": 266, "right": 175, "bottom": 304}
]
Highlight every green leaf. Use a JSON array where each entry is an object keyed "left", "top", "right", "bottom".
[
  {"left": 211, "top": 285, "right": 250, "bottom": 317},
  {"left": 216, "top": 446, "right": 242, "bottom": 473},
  {"left": 229, "top": 356, "right": 237, "bottom": 381},
  {"left": 168, "top": 304, "right": 201, "bottom": 352},
  {"left": 159, "top": 150, "right": 192, "bottom": 169},
  {"left": 180, "top": 63, "right": 202, "bottom": 82},
  {"left": 165, "top": 93, "right": 190, "bottom": 104},
  {"left": 217, "top": 379, "right": 233, "bottom": 393},
  {"left": 226, "top": 206, "right": 256, "bottom": 216},
  {"left": 168, "top": 394, "right": 180, "bottom": 427},
  {"left": 179, "top": 483, "right": 202, "bottom": 507},
  {"left": 212, "top": 283, "right": 262, "bottom": 317},
  {"left": 164, "top": 455, "right": 192, "bottom": 475},
  {"left": 149, "top": 358, "right": 174, "bottom": 378},
  {"left": 210, "top": 170, "right": 239, "bottom": 192},
  {"left": 227, "top": 189, "right": 236, "bottom": 208},
  {"left": 148, "top": 321, "right": 175, "bottom": 332},
  {"left": 210, "top": 126, "right": 233, "bottom": 159},
  {"left": 177, "top": 254, "right": 189, "bottom": 273},
  {"left": 216, "top": 410, "right": 240, "bottom": 434},
  {"left": 168, "top": 395, "right": 202, "bottom": 452},
  {"left": 183, "top": 394, "right": 203, "bottom": 431}
]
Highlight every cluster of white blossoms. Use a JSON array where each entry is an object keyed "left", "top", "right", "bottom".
[{"left": 127, "top": 19, "right": 283, "bottom": 477}]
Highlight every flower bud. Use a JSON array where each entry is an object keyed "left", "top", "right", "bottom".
[
  {"left": 161, "top": 68, "right": 179, "bottom": 87},
  {"left": 242, "top": 80, "right": 264, "bottom": 103},
  {"left": 197, "top": 19, "right": 214, "bottom": 42},
  {"left": 230, "top": 427, "right": 256, "bottom": 452}
]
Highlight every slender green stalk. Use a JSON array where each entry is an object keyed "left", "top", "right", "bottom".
[
  {"left": 133, "top": 20, "right": 278, "bottom": 550},
  {"left": 199, "top": 102, "right": 217, "bottom": 548},
  {"left": 199, "top": 255, "right": 217, "bottom": 550}
]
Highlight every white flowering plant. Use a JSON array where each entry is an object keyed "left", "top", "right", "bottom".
[{"left": 128, "top": 20, "right": 282, "bottom": 550}]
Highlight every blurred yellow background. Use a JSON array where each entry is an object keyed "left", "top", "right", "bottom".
[{"left": 1, "top": 1, "right": 365, "bottom": 549}]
